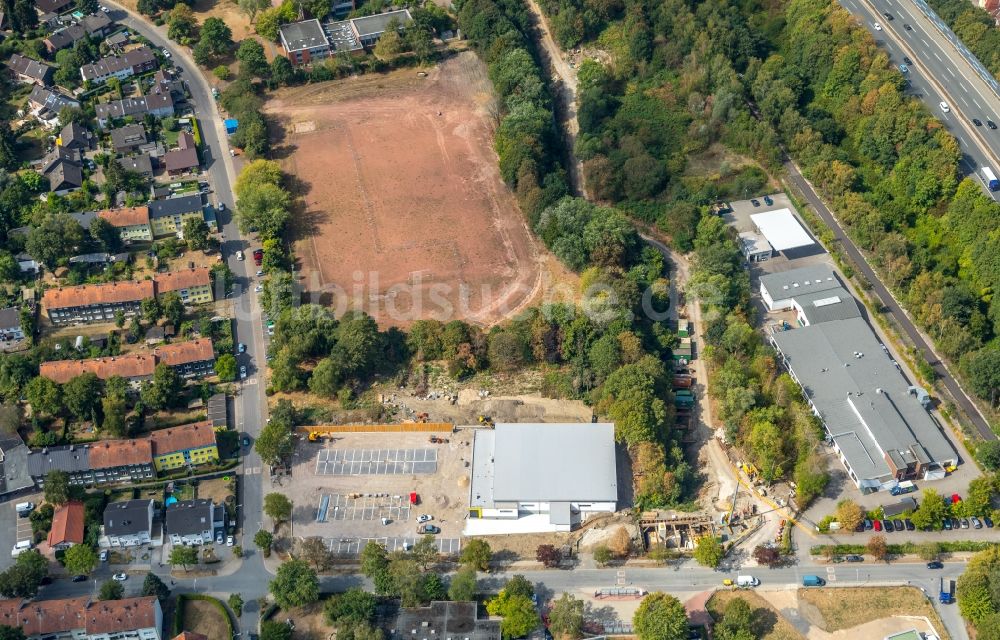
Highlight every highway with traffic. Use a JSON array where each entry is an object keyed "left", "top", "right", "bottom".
[{"left": 840, "top": 0, "right": 1000, "bottom": 195}]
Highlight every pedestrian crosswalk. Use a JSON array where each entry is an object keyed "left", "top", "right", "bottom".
[{"left": 243, "top": 466, "right": 263, "bottom": 475}]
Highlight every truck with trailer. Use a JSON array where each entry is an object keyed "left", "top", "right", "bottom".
[{"left": 983, "top": 167, "right": 1000, "bottom": 191}]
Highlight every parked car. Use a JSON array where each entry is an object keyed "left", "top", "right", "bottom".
[
  {"left": 255, "top": 270, "right": 265, "bottom": 277},
  {"left": 898, "top": 64, "right": 908, "bottom": 74},
  {"left": 238, "top": 343, "right": 246, "bottom": 353},
  {"left": 240, "top": 366, "right": 247, "bottom": 380},
  {"left": 763, "top": 195, "right": 773, "bottom": 206},
  {"left": 254, "top": 284, "right": 263, "bottom": 293},
  {"left": 100, "top": 550, "right": 108, "bottom": 562},
  {"left": 927, "top": 561, "right": 944, "bottom": 569},
  {"left": 846, "top": 555, "right": 864, "bottom": 563},
  {"left": 854, "top": 520, "right": 864, "bottom": 532},
  {"left": 242, "top": 434, "right": 251, "bottom": 448},
  {"left": 951, "top": 517, "right": 961, "bottom": 530},
  {"left": 112, "top": 573, "right": 127, "bottom": 582},
  {"left": 417, "top": 514, "right": 433, "bottom": 523},
  {"left": 72, "top": 574, "right": 87, "bottom": 582},
  {"left": 985, "top": 516, "right": 994, "bottom": 528},
  {"left": 864, "top": 519, "right": 873, "bottom": 531},
  {"left": 236, "top": 251, "right": 245, "bottom": 261},
  {"left": 905, "top": 519, "right": 915, "bottom": 531},
  {"left": 882, "top": 519, "right": 893, "bottom": 532},
  {"left": 972, "top": 516, "right": 983, "bottom": 529},
  {"left": 893, "top": 519, "right": 904, "bottom": 532},
  {"left": 417, "top": 524, "right": 440, "bottom": 534},
  {"left": 943, "top": 519, "right": 952, "bottom": 530},
  {"left": 751, "top": 199, "right": 760, "bottom": 207},
  {"left": 216, "top": 532, "right": 224, "bottom": 545},
  {"left": 227, "top": 535, "right": 235, "bottom": 546},
  {"left": 960, "top": 518, "right": 970, "bottom": 529},
  {"left": 903, "top": 56, "right": 913, "bottom": 65},
  {"left": 873, "top": 519, "right": 882, "bottom": 532}
]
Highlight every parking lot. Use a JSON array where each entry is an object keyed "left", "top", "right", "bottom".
[{"left": 282, "top": 430, "right": 475, "bottom": 556}]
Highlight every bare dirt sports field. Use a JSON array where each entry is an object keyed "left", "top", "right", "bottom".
[{"left": 267, "top": 53, "right": 556, "bottom": 327}]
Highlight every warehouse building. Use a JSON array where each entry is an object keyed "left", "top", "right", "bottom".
[
  {"left": 466, "top": 423, "right": 618, "bottom": 535},
  {"left": 770, "top": 316, "right": 958, "bottom": 492}
]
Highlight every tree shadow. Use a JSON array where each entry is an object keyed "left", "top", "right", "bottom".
[{"left": 751, "top": 607, "right": 780, "bottom": 638}]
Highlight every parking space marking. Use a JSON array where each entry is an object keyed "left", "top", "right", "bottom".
[
  {"left": 326, "top": 536, "right": 461, "bottom": 556},
  {"left": 315, "top": 448, "right": 438, "bottom": 475},
  {"left": 317, "top": 493, "right": 412, "bottom": 522}
]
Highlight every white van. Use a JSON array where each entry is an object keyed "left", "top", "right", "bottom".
[
  {"left": 15, "top": 502, "right": 34, "bottom": 517},
  {"left": 736, "top": 575, "right": 760, "bottom": 588},
  {"left": 11, "top": 540, "right": 32, "bottom": 558}
]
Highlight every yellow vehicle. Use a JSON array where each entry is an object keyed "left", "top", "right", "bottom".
[{"left": 722, "top": 579, "right": 734, "bottom": 587}]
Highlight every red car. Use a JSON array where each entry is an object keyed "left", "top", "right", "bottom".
[{"left": 873, "top": 519, "right": 882, "bottom": 531}]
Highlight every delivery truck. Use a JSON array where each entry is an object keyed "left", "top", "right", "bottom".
[
  {"left": 802, "top": 575, "right": 826, "bottom": 587},
  {"left": 983, "top": 167, "right": 1000, "bottom": 191}
]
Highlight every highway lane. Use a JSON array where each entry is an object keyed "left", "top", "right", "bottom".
[{"left": 839, "top": 0, "right": 1000, "bottom": 197}]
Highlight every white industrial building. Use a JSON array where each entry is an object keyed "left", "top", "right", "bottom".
[
  {"left": 750, "top": 208, "right": 815, "bottom": 253},
  {"left": 465, "top": 423, "right": 618, "bottom": 535},
  {"left": 759, "top": 265, "right": 861, "bottom": 326}
]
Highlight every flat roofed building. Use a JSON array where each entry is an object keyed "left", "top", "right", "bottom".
[
  {"left": 791, "top": 286, "right": 861, "bottom": 326},
  {"left": 759, "top": 265, "right": 840, "bottom": 311},
  {"left": 770, "top": 316, "right": 958, "bottom": 491},
  {"left": 279, "top": 19, "right": 331, "bottom": 64},
  {"left": 738, "top": 231, "right": 772, "bottom": 263},
  {"left": 351, "top": 9, "right": 411, "bottom": 45},
  {"left": 467, "top": 422, "right": 617, "bottom": 534},
  {"left": 750, "top": 208, "right": 815, "bottom": 252},
  {"left": 391, "top": 602, "right": 500, "bottom": 640}
]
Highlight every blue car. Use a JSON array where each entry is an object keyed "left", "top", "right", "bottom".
[{"left": 899, "top": 64, "right": 908, "bottom": 73}]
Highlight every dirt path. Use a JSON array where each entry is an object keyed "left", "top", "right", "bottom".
[{"left": 524, "top": 0, "right": 587, "bottom": 198}]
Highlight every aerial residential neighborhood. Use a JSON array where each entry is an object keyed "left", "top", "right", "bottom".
[{"left": 0, "top": 0, "right": 999, "bottom": 637}]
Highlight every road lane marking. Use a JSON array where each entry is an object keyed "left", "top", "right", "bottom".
[
  {"left": 934, "top": 52, "right": 942, "bottom": 62},
  {"left": 922, "top": 38, "right": 929, "bottom": 47},
  {"left": 947, "top": 67, "right": 955, "bottom": 77},
  {"left": 974, "top": 99, "right": 982, "bottom": 110},
  {"left": 960, "top": 83, "right": 968, "bottom": 93}
]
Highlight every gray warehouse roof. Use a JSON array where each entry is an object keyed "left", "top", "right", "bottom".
[
  {"left": 760, "top": 265, "right": 840, "bottom": 300},
  {"left": 793, "top": 287, "right": 861, "bottom": 325},
  {"left": 351, "top": 9, "right": 411, "bottom": 36},
  {"left": 771, "top": 317, "right": 957, "bottom": 484},
  {"left": 470, "top": 423, "right": 617, "bottom": 507},
  {"left": 280, "top": 19, "right": 328, "bottom": 52}
]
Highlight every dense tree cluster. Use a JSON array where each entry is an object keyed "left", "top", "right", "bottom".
[
  {"left": 958, "top": 546, "right": 1000, "bottom": 635},
  {"left": 359, "top": 539, "right": 446, "bottom": 607},
  {"left": 456, "top": 0, "right": 568, "bottom": 223},
  {"left": 926, "top": 0, "right": 1000, "bottom": 80}
]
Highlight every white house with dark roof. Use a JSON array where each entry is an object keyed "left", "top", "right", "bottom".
[{"left": 102, "top": 499, "right": 156, "bottom": 547}]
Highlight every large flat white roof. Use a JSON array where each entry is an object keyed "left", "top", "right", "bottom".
[
  {"left": 469, "top": 423, "right": 617, "bottom": 507},
  {"left": 750, "top": 208, "right": 815, "bottom": 251}
]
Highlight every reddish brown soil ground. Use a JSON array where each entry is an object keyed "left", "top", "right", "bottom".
[{"left": 266, "top": 53, "right": 550, "bottom": 327}]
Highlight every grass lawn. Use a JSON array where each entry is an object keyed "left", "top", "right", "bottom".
[
  {"left": 706, "top": 591, "right": 805, "bottom": 640},
  {"left": 196, "top": 477, "right": 234, "bottom": 505},
  {"left": 171, "top": 483, "right": 196, "bottom": 502},
  {"left": 797, "top": 587, "right": 949, "bottom": 637},
  {"left": 162, "top": 127, "right": 180, "bottom": 148},
  {"left": 181, "top": 598, "right": 230, "bottom": 639}
]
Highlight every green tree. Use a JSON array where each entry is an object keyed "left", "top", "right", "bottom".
[
  {"left": 0, "top": 551, "right": 49, "bottom": 598},
  {"left": 254, "top": 529, "right": 274, "bottom": 556},
  {"left": 44, "top": 470, "right": 70, "bottom": 505},
  {"left": 715, "top": 597, "right": 755, "bottom": 640},
  {"left": 633, "top": 592, "right": 688, "bottom": 640},
  {"left": 977, "top": 440, "right": 1000, "bottom": 471},
  {"left": 487, "top": 590, "right": 539, "bottom": 639},
  {"left": 835, "top": 500, "right": 864, "bottom": 532},
  {"left": 160, "top": 292, "right": 184, "bottom": 328},
  {"left": 237, "top": 38, "right": 269, "bottom": 78},
  {"left": 412, "top": 535, "right": 439, "bottom": 570},
  {"left": 141, "top": 572, "right": 170, "bottom": 601},
  {"left": 459, "top": 539, "right": 491, "bottom": 571},
  {"left": 324, "top": 588, "right": 377, "bottom": 625},
  {"left": 911, "top": 489, "right": 949, "bottom": 530},
  {"left": 264, "top": 492, "right": 293, "bottom": 523},
  {"left": 300, "top": 536, "right": 333, "bottom": 571},
  {"left": 260, "top": 621, "right": 294, "bottom": 640},
  {"left": 215, "top": 353, "right": 238, "bottom": 381},
  {"left": 169, "top": 545, "right": 198, "bottom": 570},
  {"left": 448, "top": 565, "right": 477, "bottom": 601},
  {"left": 99, "top": 579, "right": 123, "bottom": 600},
  {"left": 182, "top": 216, "right": 211, "bottom": 250},
  {"left": 270, "top": 558, "right": 319, "bottom": 609},
  {"left": 90, "top": 217, "right": 122, "bottom": 253},
  {"left": 255, "top": 415, "right": 295, "bottom": 465},
  {"left": 867, "top": 534, "right": 888, "bottom": 562},
  {"left": 238, "top": 0, "right": 270, "bottom": 21},
  {"left": 593, "top": 545, "right": 612, "bottom": 566},
  {"left": 373, "top": 18, "right": 403, "bottom": 60},
  {"left": 360, "top": 541, "right": 389, "bottom": 577},
  {"left": 229, "top": 592, "right": 244, "bottom": 615},
  {"left": 141, "top": 297, "right": 161, "bottom": 323},
  {"left": 0, "top": 625, "right": 26, "bottom": 640},
  {"left": 62, "top": 372, "right": 102, "bottom": 422},
  {"left": 693, "top": 536, "right": 724, "bottom": 568},
  {"left": 101, "top": 395, "right": 129, "bottom": 437},
  {"left": 270, "top": 56, "right": 296, "bottom": 86},
  {"left": 198, "top": 17, "right": 233, "bottom": 59},
  {"left": 504, "top": 574, "right": 534, "bottom": 599},
  {"left": 548, "top": 593, "right": 584, "bottom": 639},
  {"left": 167, "top": 4, "right": 196, "bottom": 41},
  {"left": 25, "top": 376, "right": 62, "bottom": 417},
  {"left": 140, "top": 364, "right": 182, "bottom": 411},
  {"left": 63, "top": 544, "right": 98, "bottom": 575}
]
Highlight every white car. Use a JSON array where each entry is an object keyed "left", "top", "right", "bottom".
[
  {"left": 218, "top": 202, "right": 226, "bottom": 211},
  {"left": 161, "top": 48, "right": 171, "bottom": 57},
  {"left": 255, "top": 270, "right": 265, "bottom": 277},
  {"left": 227, "top": 535, "right": 235, "bottom": 546},
  {"left": 240, "top": 366, "right": 247, "bottom": 380},
  {"left": 873, "top": 22, "right": 882, "bottom": 31},
  {"left": 254, "top": 284, "right": 263, "bottom": 293},
  {"left": 112, "top": 573, "right": 127, "bottom": 582},
  {"left": 100, "top": 5, "right": 109, "bottom": 11},
  {"left": 236, "top": 250, "right": 244, "bottom": 261},
  {"left": 417, "top": 514, "right": 433, "bottom": 523},
  {"left": 939, "top": 101, "right": 950, "bottom": 113}
]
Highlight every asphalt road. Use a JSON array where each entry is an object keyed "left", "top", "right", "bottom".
[{"left": 839, "top": 0, "right": 1000, "bottom": 196}]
